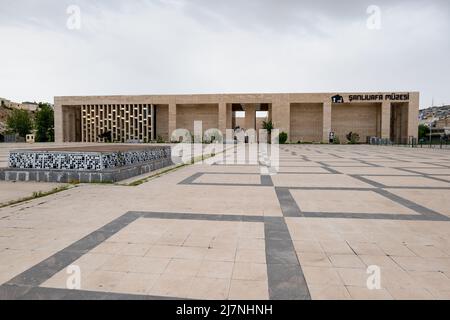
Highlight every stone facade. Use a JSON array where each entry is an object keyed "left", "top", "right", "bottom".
[{"left": 55, "top": 92, "right": 419, "bottom": 144}]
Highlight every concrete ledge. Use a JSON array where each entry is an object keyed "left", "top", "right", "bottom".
[{"left": 0, "top": 158, "right": 173, "bottom": 183}]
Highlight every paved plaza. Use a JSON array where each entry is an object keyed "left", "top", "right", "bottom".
[{"left": 0, "top": 144, "right": 450, "bottom": 300}]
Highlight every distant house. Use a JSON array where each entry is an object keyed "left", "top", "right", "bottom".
[
  {"left": 20, "top": 102, "right": 39, "bottom": 112},
  {"left": 0, "top": 97, "right": 11, "bottom": 108},
  {"left": 435, "top": 116, "right": 450, "bottom": 129}
]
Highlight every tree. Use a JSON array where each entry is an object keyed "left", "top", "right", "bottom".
[
  {"left": 6, "top": 109, "right": 33, "bottom": 138},
  {"left": 418, "top": 124, "right": 429, "bottom": 141},
  {"left": 35, "top": 103, "right": 54, "bottom": 142},
  {"left": 262, "top": 120, "right": 274, "bottom": 134}
]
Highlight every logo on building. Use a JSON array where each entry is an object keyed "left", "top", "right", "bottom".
[{"left": 331, "top": 95, "right": 344, "bottom": 103}]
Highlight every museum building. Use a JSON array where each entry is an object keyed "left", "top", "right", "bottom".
[{"left": 54, "top": 92, "right": 419, "bottom": 144}]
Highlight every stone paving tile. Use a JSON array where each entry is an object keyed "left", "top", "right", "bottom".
[
  {"left": 302, "top": 267, "right": 342, "bottom": 285},
  {"left": 189, "top": 277, "right": 230, "bottom": 300},
  {"left": 362, "top": 175, "right": 450, "bottom": 188},
  {"left": 194, "top": 173, "right": 262, "bottom": 185},
  {"left": 292, "top": 240, "right": 324, "bottom": 253},
  {"left": 0, "top": 181, "right": 67, "bottom": 205},
  {"left": 386, "top": 287, "right": 434, "bottom": 300},
  {"left": 290, "top": 190, "right": 416, "bottom": 215},
  {"left": 296, "top": 252, "right": 332, "bottom": 268},
  {"left": 328, "top": 254, "right": 366, "bottom": 269},
  {"left": 272, "top": 174, "right": 373, "bottom": 188},
  {"left": 308, "top": 285, "right": 351, "bottom": 300},
  {"left": 385, "top": 189, "right": 450, "bottom": 217},
  {"left": 1, "top": 144, "right": 450, "bottom": 300},
  {"left": 232, "top": 262, "right": 268, "bottom": 281},
  {"left": 346, "top": 286, "right": 394, "bottom": 300},
  {"left": 228, "top": 280, "right": 269, "bottom": 300}
]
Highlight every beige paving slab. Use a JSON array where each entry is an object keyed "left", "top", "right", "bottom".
[
  {"left": 296, "top": 252, "right": 332, "bottom": 267},
  {"left": 232, "top": 262, "right": 268, "bottom": 281},
  {"left": 82, "top": 270, "right": 127, "bottom": 292},
  {"left": 328, "top": 254, "right": 366, "bottom": 268},
  {"left": 302, "top": 267, "right": 342, "bottom": 285},
  {"left": 387, "top": 287, "right": 434, "bottom": 300},
  {"left": 377, "top": 162, "right": 444, "bottom": 168},
  {"left": 363, "top": 175, "right": 450, "bottom": 188},
  {"left": 228, "top": 280, "right": 269, "bottom": 300},
  {"left": 408, "top": 168, "right": 450, "bottom": 175},
  {"left": 346, "top": 286, "right": 394, "bottom": 300},
  {"left": 292, "top": 240, "right": 324, "bottom": 253},
  {"left": 114, "top": 273, "right": 160, "bottom": 295},
  {"left": 386, "top": 189, "right": 450, "bottom": 217},
  {"left": 134, "top": 184, "right": 282, "bottom": 216},
  {"left": 290, "top": 190, "right": 417, "bottom": 214},
  {"left": 277, "top": 167, "right": 330, "bottom": 173},
  {"left": 272, "top": 174, "right": 373, "bottom": 188},
  {"left": 308, "top": 285, "right": 351, "bottom": 300},
  {"left": 194, "top": 173, "right": 261, "bottom": 185},
  {"left": 148, "top": 274, "right": 194, "bottom": 298},
  {"left": 0, "top": 181, "right": 66, "bottom": 204},
  {"left": 197, "top": 260, "right": 234, "bottom": 279},
  {"left": 278, "top": 161, "right": 322, "bottom": 167},
  {"left": 2, "top": 144, "right": 450, "bottom": 300},
  {"left": 332, "top": 167, "right": 417, "bottom": 175},
  {"left": 188, "top": 277, "right": 230, "bottom": 300}
]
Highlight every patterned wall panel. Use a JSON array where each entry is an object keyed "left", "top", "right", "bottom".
[{"left": 9, "top": 147, "right": 171, "bottom": 171}]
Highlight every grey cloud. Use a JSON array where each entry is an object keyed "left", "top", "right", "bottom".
[{"left": 0, "top": 0, "right": 449, "bottom": 107}]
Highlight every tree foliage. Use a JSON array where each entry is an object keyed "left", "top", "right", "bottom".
[
  {"left": 35, "top": 103, "right": 54, "bottom": 142},
  {"left": 418, "top": 124, "right": 429, "bottom": 140},
  {"left": 262, "top": 120, "right": 274, "bottom": 134},
  {"left": 6, "top": 109, "right": 33, "bottom": 137}
]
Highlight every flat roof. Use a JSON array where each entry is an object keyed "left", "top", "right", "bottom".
[{"left": 55, "top": 92, "right": 419, "bottom": 105}]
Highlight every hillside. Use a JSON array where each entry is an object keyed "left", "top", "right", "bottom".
[{"left": 0, "top": 104, "right": 13, "bottom": 133}]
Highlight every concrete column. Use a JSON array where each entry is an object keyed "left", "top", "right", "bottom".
[
  {"left": 168, "top": 103, "right": 177, "bottom": 141},
  {"left": 272, "top": 95, "right": 290, "bottom": 141},
  {"left": 218, "top": 102, "right": 227, "bottom": 135},
  {"left": 150, "top": 104, "right": 155, "bottom": 141},
  {"left": 244, "top": 104, "right": 256, "bottom": 130},
  {"left": 407, "top": 92, "right": 419, "bottom": 139},
  {"left": 226, "top": 104, "right": 232, "bottom": 130},
  {"left": 322, "top": 102, "right": 332, "bottom": 143},
  {"left": 54, "top": 102, "right": 63, "bottom": 143},
  {"left": 381, "top": 101, "right": 391, "bottom": 139}
]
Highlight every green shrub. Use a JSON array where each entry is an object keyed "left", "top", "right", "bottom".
[{"left": 278, "top": 132, "right": 288, "bottom": 144}]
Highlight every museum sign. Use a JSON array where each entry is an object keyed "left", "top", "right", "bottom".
[{"left": 332, "top": 93, "right": 410, "bottom": 103}]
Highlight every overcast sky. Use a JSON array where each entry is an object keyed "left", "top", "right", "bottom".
[{"left": 1, "top": 0, "right": 449, "bottom": 108}]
